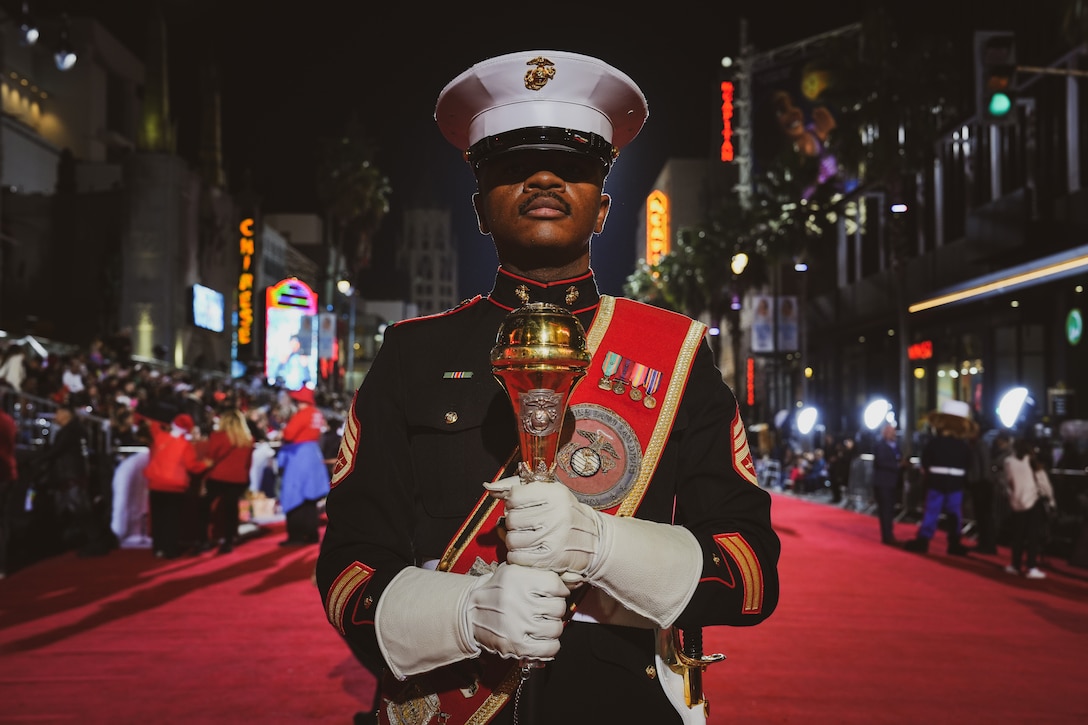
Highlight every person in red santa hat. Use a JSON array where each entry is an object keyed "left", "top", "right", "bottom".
[
  {"left": 143, "top": 414, "right": 211, "bottom": 558},
  {"left": 276, "top": 387, "right": 330, "bottom": 545}
]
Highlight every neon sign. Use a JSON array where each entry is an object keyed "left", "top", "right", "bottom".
[
  {"left": 645, "top": 190, "right": 670, "bottom": 265},
  {"left": 907, "top": 340, "right": 933, "bottom": 360},
  {"left": 237, "top": 218, "right": 255, "bottom": 348},
  {"left": 720, "top": 81, "right": 735, "bottom": 162},
  {"left": 746, "top": 357, "right": 755, "bottom": 406}
]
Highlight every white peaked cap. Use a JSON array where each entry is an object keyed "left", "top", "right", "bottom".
[{"left": 435, "top": 50, "right": 648, "bottom": 166}]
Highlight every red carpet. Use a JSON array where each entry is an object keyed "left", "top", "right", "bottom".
[{"left": 1, "top": 494, "right": 1085, "bottom": 724}]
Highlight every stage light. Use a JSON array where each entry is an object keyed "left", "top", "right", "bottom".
[
  {"left": 997, "top": 387, "right": 1031, "bottom": 429},
  {"left": 863, "top": 399, "right": 892, "bottom": 431},
  {"left": 797, "top": 406, "right": 819, "bottom": 435}
]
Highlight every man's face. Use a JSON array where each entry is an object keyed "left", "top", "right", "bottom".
[
  {"left": 472, "top": 149, "right": 610, "bottom": 270},
  {"left": 882, "top": 424, "right": 897, "bottom": 441}
]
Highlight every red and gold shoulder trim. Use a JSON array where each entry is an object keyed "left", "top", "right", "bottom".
[{"left": 391, "top": 296, "right": 484, "bottom": 327}]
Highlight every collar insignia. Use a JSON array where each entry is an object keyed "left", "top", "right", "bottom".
[{"left": 565, "top": 285, "right": 579, "bottom": 306}]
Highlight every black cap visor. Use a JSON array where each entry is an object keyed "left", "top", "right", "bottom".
[{"left": 466, "top": 127, "right": 617, "bottom": 171}]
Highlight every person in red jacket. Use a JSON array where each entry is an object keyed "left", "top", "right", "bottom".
[
  {"left": 202, "top": 409, "right": 255, "bottom": 554},
  {"left": 276, "top": 387, "right": 330, "bottom": 546},
  {"left": 144, "top": 414, "right": 210, "bottom": 559}
]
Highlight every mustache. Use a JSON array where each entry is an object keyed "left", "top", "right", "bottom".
[{"left": 518, "top": 191, "right": 571, "bottom": 215}]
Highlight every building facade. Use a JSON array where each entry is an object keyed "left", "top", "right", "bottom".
[{"left": 637, "top": 27, "right": 1087, "bottom": 457}]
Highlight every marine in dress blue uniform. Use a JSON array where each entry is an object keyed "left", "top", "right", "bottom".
[
  {"left": 315, "top": 50, "right": 781, "bottom": 725},
  {"left": 905, "top": 400, "right": 976, "bottom": 555}
]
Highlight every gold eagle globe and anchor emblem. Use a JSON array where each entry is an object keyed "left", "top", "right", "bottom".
[
  {"left": 559, "top": 427, "right": 620, "bottom": 478},
  {"left": 524, "top": 56, "right": 556, "bottom": 91},
  {"left": 555, "top": 403, "right": 642, "bottom": 511}
]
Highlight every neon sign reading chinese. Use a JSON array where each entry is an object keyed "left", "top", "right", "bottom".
[{"left": 237, "top": 218, "right": 255, "bottom": 348}]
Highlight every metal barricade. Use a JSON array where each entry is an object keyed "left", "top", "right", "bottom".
[
  {"left": 756, "top": 458, "right": 782, "bottom": 490},
  {"left": 845, "top": 454, "right": 874, "bottom": 513},
  {"left": 1, "top": 387, "right": 116, "bottom": 538},
  {"left": 897, "top": 457, "right": 924, "bottom": 524}
]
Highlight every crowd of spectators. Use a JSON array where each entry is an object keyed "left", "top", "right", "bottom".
[
  {"left": 1, "top": 335, "right": 349, "bottom": 442},
  {"left": 0, "top": 334, "right": 349, "bottom": 574}
]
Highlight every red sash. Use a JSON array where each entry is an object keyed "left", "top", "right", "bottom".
[{"left": 378, "top": 297, "right": 707, "bottom": 725}]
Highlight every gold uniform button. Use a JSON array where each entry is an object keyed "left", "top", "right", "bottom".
[{"left": 445, "top": 411, "right": 458, "bottom": 424}]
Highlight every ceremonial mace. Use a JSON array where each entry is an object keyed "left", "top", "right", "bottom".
[
  {"left": 490, "top": 301, "right": 591, "bottom": 713},
  {"left": 490, "top": 302, "right": 591, "bottom": 483}
]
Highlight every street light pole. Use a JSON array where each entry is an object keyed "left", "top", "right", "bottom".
[
  {"left": 346, "top": 292, "right": 356, "bottom": 392},
  {"left": 799, "top": 268, "right": 808, "bottom": 404},
  {"left": 771, "top": 260, "right": 781, "bottom": 417},
  {"left": 336, "top": 279, "right": 358, "bottom": 394}
]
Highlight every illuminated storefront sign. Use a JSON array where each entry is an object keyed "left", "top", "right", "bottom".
[
  {"left": 720, "top": 81, "right": 735, "bottom": 162},
  {"left": 1068, "top": 308, "right": 1083, "bottom": 346},
  {"left": 907, "top": 340, "right": 933, "bottom": 360},
  {"left": 645, "top": 190, "right": 670, "bottom": 265},
  {"left": 237, "top": 218, "right": 256, "bottom": 350},
  {"left": 265, "top": 278, "right": 319, "bottom": 390}
]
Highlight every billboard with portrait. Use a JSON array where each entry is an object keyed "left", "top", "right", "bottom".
[
  {"left": 750, "top": 295, "right": 799, "bottom": 353},
  {"left": 265, "top": 278, "right": 319, "bottom": 390}
]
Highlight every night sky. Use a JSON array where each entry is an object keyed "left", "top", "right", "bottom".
[{"left": 81, "top": 0, "right": 1068, "bottom": 299}]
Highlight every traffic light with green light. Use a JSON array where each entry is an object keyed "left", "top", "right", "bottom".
[{"left": 974, "top": 31, "right": 1017, "bottom": 125}]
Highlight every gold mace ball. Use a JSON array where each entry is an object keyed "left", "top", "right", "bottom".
[{"left": 490, "top": 302, "right": 590, "bottom": 371}]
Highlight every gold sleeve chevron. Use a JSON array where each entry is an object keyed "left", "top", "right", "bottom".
[
  {"left": 325, "top": 561, "right": 374, "bottom": 635},
  {"left": 714, "top": 533, "right": 764, "bottom": 615},
  {"left": 731, "top": 408, "right": 759, "bottom": 486},
  {"left": 330, "top": 390, "right": 360, "bottom": 488}
]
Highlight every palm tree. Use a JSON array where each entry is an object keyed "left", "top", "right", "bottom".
[{"left": 315, "top": 114, "right": 392, "bottom": 283}]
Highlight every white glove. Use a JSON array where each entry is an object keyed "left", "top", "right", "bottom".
[
  {"left": 487, "top": 477, "right": 599, "bottom": 586},
  {"left": 469, "top": 562, "right": 569, "bottom": 660},
  {"left": 487, "top": 476, "right": 703, "bottom": 628},
  {"left": 374, "top": 563, "right": 569, "bottom": 680}
]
